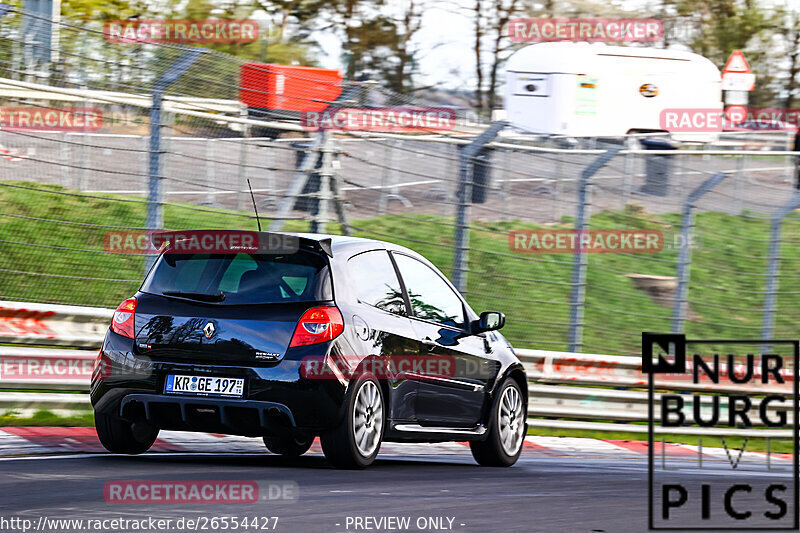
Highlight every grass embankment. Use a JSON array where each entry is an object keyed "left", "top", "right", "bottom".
[
  {"left": 0, "top": 409, "right": 94, "bottom": 426},
  {"left": 530, "top": 427, "right": 794, "bottom": 454},
  {"left": 3, "top": 181, "right": 799, "bottom": 354},
  {"left": 2, "top": 181, "right": 799, "bottom": 436}
]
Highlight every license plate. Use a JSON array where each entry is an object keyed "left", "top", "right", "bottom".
[{"left": 165, "top": 375, "right": 244, "bottom": 397}]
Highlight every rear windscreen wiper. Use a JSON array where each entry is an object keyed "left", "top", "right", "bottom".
[{"left": 162, "top": 290, "right": 226, "bottom": 302}]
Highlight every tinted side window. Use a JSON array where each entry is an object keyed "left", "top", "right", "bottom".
[
  {"left": 348, "top": 250, "right": 406, "bottom": 315},
  {"left": 392, "top": 254, "right": 465, "bottom": 328}
]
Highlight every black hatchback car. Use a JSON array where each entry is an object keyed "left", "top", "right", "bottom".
[{"left": 91, "top": 231, "right": 528, "bottom": 468}]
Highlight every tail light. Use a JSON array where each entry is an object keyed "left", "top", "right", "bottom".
[
  {"left": 93, "top": 351, "right": 113, "bottom": 379},
  {"left": 290, "top": 306, "right": 344, "bottom": 347},
  {"left": 111, "top": 297, "right": 137, "bottom": 338}
]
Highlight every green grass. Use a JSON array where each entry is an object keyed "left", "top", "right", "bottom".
[
  {"left": 0, "top": 409, "right": 94, "bottom": 427},
  {"left": 2, "top": 179, "right": 800, "bottom": 357},
  {"left": 339, "top": 207, "right": 800, "bottom": 355},
  {"left": 529, "top": 426, "right": 794, "bottom": 454}
]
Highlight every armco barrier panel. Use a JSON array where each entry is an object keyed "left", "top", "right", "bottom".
[
  {"left": 518, "top": 350, "right": 793, "bottom": 437},
  {"left": 0, "top": 300, "right": 793, "bottom": 436},
  {"left": 0, "top": 300, "right": 111, "bottom": 347},
  {"left": 520, "top": 349, "right": 794, "bottom": 394},
  {"left": 0, "top": 347, "right": 95, "bottom": 391}
]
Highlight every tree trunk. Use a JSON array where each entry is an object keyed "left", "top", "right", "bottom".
[
  {"left": 487, "top": 35, "right": 502, "bottom": 111},
  {"left": 785, "top": 17, "right": 800, "bottom": 110},
  {"left": 474, "top": 0, "right": 484, "bottom": 111}
]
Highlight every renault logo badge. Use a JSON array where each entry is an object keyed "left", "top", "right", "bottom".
[{"left": 203, "top": 322, "right": 215, "bottom": 338}]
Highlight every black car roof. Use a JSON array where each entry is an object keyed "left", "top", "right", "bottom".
[
  {"left": 286, "top": 232, "right": 407, "bottom": 256},
  {"left": 174, "top": 230, "right": 418, "bottom": 260}
]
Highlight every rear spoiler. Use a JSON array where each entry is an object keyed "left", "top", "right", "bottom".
[
  {"left": 298, "top": 236, "right": 333, "bottom": 257},
  {"left": 151, "top": 230, "right": 333, "bottom": 257},
  {"left": 251, "top": 231, "right": 333, "bottom": 257}
]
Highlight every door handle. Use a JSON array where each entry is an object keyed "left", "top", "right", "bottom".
[{"left": 421, "top": 337, "right": 437, "bottom": 352}]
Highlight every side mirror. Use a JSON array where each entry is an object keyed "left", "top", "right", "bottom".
[{"left": 473, "top": 311, "right": 505, "bottom": 333}]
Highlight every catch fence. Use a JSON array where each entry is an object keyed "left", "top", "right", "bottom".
[{"left": 0, "top": 7, "right": 799, "bottom": 356}]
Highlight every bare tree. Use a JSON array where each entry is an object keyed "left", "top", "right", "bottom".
[
  {"left": 783, "top": 11, "right": 800, "bottom": 109},
  {"left": 473, "top": 0, "right": 485, "bottom": 110},
  {"left": 386, "top": 0, "right": 424, "bottom": 95},
  {"left": 486, "top": 0, "right": 523, "bottom": 111}
]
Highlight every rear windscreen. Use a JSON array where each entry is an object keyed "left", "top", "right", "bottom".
[{"left": 141, "top": 251, "right": 332, "bottom": 304}]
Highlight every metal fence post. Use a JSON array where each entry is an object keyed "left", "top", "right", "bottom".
[
  {"left": 265, "top": 141, "right": 276, "bottom": 208},
  {"left": 505, "top": 150, "right": 513, "bottom": 221},
  {"left": 78, "top": 129, "right": 88, "bottom": 191},
  {"left": 205, "top": 138, "right": 216, "bottom": 206},
  {"left": 60, "top": 132, "right": 71, "bottom": 188},
  {"left": 269, "top": 131, "right": 324, "bottom": 232},
  {"left": 310, "top": 131, "right": 332, "bottom": 234},
  {"left": 237, "top": 106, "right": 250, "bottom": 211},
  {"left": 161, "top": 124, "right": 172, "bottom": 200},
  {"left": 330, "top": 145, "right": 351, "bottom": 236},
  {"left": 140, "top": 135, "right": 148, "bottom": 191},
  {"left": 671, "top": 172, "right": 726, "bottom": 333},
  {"left": 761, "top": 191, "right": 800, "bottom": 346},
  {"left": 377, "top": 140, "right": 410, "bottom": 212},
  {"left": 452, "top": 121, "right": 506, "bottom": 292},
  {"left": 622, "top": 137, "right": 634, "bottom": 208},
  {"left": 144, "top": 48, "right": 205, "bottom": 273},
  {"left": 567, "top": 147, "right": 620, "bottom": 353},
  {"left": 734, "top": 155, "right": 745, "bottom": 214},
  {"left": 554, "top": 146, "right": 563, "bottom": 221},
  {"left": 377, "top": 141, "right": 394, "bottom": 215}
]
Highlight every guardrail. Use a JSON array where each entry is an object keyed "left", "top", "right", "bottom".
[
  {"left": 519, "top": 351, "right": 792, "bottom": 437},
  {"left": 0, "top": 300, "right": 112, "bottom": 347},
  {"left": 0, "top": 301, "right": 792, "bottom": 436}
]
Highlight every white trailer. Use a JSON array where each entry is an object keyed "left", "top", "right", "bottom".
[{"left": 504, "top": 42, "right": 722, "bottom": 138}]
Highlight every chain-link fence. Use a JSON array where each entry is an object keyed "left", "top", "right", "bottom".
[{"left": 1, "top": 7, "right": 799, "bottom": 357}]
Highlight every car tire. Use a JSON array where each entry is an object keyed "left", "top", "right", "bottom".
[
  {"left": 263, "top": 434, "right": 314, "bottom": 456},
  {"left": 95, "top": 412, "right": 159, "bottom": 455},
  {"left": 470, "top": 378, "right": 526, "bottom": 467},
  {"left": 320, "top": 375, "right": 384, "bottom": 469}
]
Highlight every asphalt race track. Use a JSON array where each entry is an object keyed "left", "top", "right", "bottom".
[{"left": 0, "top": 449, "right": 794, "bottom": 533}]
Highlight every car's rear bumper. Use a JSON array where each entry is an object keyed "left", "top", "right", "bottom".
[
  {"left": 119, "top": 393, "right": 297, "bottom": 436},
  {"left": 91, "top": 331, "right": 347, "bottom": 437}
]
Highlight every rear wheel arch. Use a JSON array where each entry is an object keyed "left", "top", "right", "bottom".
[{"left": 321, "top": 373, "right": 386, "bottom": 468}]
